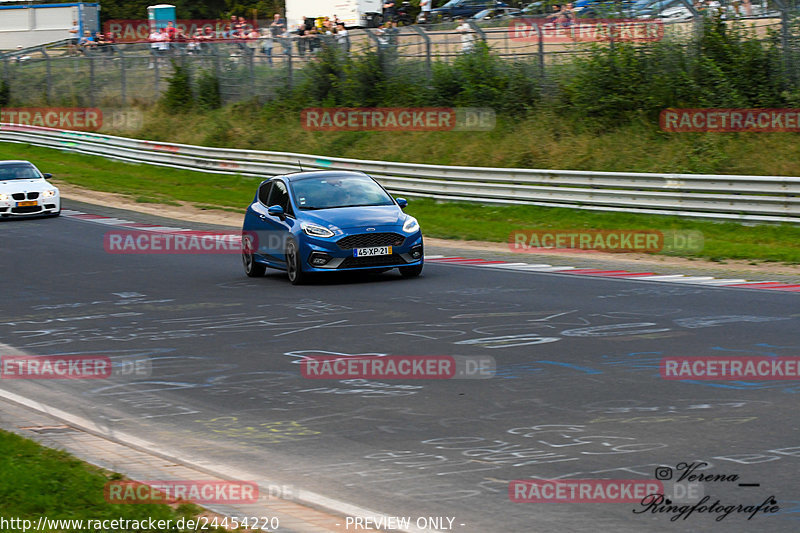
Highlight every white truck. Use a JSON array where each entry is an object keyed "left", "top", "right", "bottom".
[
  {"left": 285, "top": 0, "right": 384, "bottom": 30},
  {"left": 0, "top": 2, "right": 100, "bottom": 50}
]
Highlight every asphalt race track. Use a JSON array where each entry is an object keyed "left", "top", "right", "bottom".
[{"left": 1, "top": 204, "right": 799, "bottom": 532}]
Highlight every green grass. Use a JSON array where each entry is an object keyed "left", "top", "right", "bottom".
[
  {"left": 0, "top": 429, "right": 223, "bottom": 531},
  {"left": 4, "top": 141, "right": 800, "bottom": 263}
]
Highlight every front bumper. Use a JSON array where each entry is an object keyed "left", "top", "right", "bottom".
[
  {"left": 0, "top": 195, "right": 60, "bottom": 216},
  {"left": 299, "top": 229, "right": 424, "bottom": 272}
]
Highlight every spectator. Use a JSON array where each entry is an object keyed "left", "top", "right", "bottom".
[
  {"left": 78, "top": 30, "right": 96, "bottom": 54},
  {"left": 296, "top": 24, "right": 308, "bottom": 57},
  {"left": 307, "top": 27, "right": 321, "bottom": 54},
  {"left": 261, "top": 28, "right": 275, "bottom": 65},
  {"left": 742, "top": 0, "right": 753, "bottom": 15},
  {"left": 68, "top": 19, "right": 80, "bottom": 55},
  {"left": 246, "top": 26, "right": 260, "bottom": 56},
  {"left": 336, "top": 23, "right": 349, "bottom": 52},
  {"left": 187, "top": 29, "right": 202, "bottom": 54},
  {"left": 93, "top": 31, "right": 110, "bottom": 54},
  {"left": 383, "top": 0, "right": 396, "bottom": 23},
  {"left": 561, "top": 3, "right": 576, "bottom": 26},
  {"left": 148, "top": 27, "right": 168, "bottom": 67},
  {"left": 419, "top": 0, "right": 432, "bottom": 23},
  {"left": 546, "top": 5, "right": 561, "bottom": 24},
  {"left": 455, "top": 17, "right": 474, "bottom": 52},
  {"left": 270, "top": 13, "right": 286, "bottom": 38}
]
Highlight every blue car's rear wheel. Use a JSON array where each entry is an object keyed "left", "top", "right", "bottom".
[
  {"left": 286, "top": 240, "right": 307, "bottom": 285},
  {"left": 242, "top": 235, "right": 266, "bottom": 277}
]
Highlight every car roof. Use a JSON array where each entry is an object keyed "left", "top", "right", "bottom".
[
  {"left": 0, "top": 160, "right": 35, "bottom": 166},
  {"left": 279, "top": 170, "right": 371, "bottom": 183}
]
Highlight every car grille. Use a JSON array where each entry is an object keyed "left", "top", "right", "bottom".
[
  {"left": 11, "top": 192, "right": 38, "bottom": 200},
  {"left": 339, "top": 254, "right": 406, "bottom": 269},
  {"left": 337, "top": 233, "right": 405, "bottom": 250},
  {"left": 11, "top": 206, "right": 42, "bottom": 214}
]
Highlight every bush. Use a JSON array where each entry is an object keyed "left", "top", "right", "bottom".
[
  {"left": 195, "top": 70, "right": 221, "bottom": 110},
  {"left": 0, "top": 79, "right": 9, "bottom": 106},
  {"left": 160, "top": 62, "right": 193, "bottom": 113}
]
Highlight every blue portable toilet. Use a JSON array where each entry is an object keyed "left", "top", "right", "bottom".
[{"left": 147, "top": 4, "right": 176, "bottom": 31}]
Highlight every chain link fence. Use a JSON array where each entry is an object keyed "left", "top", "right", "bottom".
[{"left": 0, "top": 5, "right": 794, "bottom": 109}]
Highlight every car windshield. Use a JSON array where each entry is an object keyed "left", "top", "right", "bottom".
[
  {"left": 291, "top": 175, "right": 394, "bottom": 210},
  {"left": 0, "top": 163, "right": 41, "bottom": 181}
]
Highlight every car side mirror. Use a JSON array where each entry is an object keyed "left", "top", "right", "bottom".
[
  {"left": 43, "top": 173, "right": 53, "bottom": 179},
  {"left": 396, "top": 198, "right": 408, "bottom": 208},
  {"left": 267, "top": 204, "right": 285, "bottom": 218}
]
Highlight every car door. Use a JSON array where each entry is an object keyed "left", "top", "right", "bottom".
[
  {"left": 262, "top": 179, "right": 297, "bottom": 265},
  {"left": 245, "top": 180, "right": 275, "bottom": 264}
]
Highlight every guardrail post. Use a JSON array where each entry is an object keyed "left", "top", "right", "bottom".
[
  {"left": 118, "top": 46, "right": 126, "bottom": 106},
  {"left": 40, "top": 46, "right": 52, "bottom": 103},
  {"left": 410, "top": 25, "right": 431, "bottom": 79}
]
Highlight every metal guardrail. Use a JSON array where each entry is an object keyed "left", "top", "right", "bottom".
[{"left": 1, "top": 124, "right": 799, "bottom": 223}]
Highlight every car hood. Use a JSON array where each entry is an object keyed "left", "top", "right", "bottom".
[
  {"left": 0, "top": 178, "right": 53, "bottom": 193},
  {"left": 302, "top": 205, "right": 404, "bottom": 229}
]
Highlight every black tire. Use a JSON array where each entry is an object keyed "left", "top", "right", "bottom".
[
  {"left": 399, "top": 264, "right": 423, "bottom": 278},
  {"left": 286, "top": 240, "right": 307, "bottom": 285},
  {"left": 242, "top": 235, "right": 266, "bottom": 277}
]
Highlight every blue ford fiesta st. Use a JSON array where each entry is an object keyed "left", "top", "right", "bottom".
[{"left": 241, "top": 171, "right": 424, "bottom": 284}]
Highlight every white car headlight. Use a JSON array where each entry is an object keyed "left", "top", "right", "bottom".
[
  {"left": 0, "top": 194, "right": 7, "bottom": 201},
  {"left": 403, "top": 216, "right": 420, "bottom": 234},
  {"left": 301, "top": 222, "right": 335, "bottom": 238},
  {"left": 42, "top": 189, "right": 57, "bottom": 198}
]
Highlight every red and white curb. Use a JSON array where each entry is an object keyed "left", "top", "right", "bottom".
[
  {"left": 63, "top": 210, "right": 798, "bottom": 293},
  {"left": 63, "top": 209, "right": 193, "bottom": 233},
  {"left": 426, "top": 256, "right": 800, "bottom": 292}
]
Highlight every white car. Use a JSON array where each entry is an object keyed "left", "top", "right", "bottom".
[{"left": 0, "top": 160, "right": 60, "bottom": 218}]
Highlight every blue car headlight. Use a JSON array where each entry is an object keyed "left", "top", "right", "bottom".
[
  {"left": 402, "top": 216, "right": 419, "bottom": 234},
  {"left": 302, "top": 221, "right": 342, "bottom": 238}
]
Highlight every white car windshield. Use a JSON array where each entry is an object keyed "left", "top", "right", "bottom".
[
  {"left": 0, "top": 164, "right": 41, "bottom": 180},
  {"left": 292, "top": 175, "right": 394, "bottom": 210}
]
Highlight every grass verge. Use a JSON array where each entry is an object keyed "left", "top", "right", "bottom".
[
  {"left": 0, "top": 429, "right": 224, "bottom": 531},
  {"left": 3, "top": 141, "right": 800, "bottom": 263}
]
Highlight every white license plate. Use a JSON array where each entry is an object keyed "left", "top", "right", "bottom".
[{"left": 354, "top": 246, "right": 392, "bottom": 257}]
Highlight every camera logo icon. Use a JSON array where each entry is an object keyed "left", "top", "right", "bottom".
[{"left": 655, "top": 467, "right": 673, "bottom": 480}]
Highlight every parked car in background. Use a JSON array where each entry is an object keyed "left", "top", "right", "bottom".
[
  {"left": 431, "top": 0, "right": 509, "bottom": 21},
  {"left": 470, "top": 6, "right": 522, "bottom": 20}
]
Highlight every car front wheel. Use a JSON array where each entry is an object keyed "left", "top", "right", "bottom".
[
  {"left": 286, "top": 240, "right": 307, "bottom": 285},
  {"left": 399, "top": 264, "right": 423, "bottom": 278}
]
